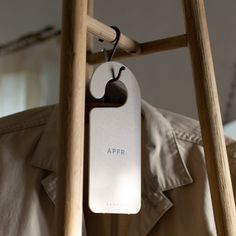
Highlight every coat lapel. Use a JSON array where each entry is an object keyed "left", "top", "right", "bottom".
[{"left": 126, "top": 101, "right": 193, "bottom": 235}]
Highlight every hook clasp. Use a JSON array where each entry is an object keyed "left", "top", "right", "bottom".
[{"left": 99, "top": 26, "right": 125, "bottom": 81}]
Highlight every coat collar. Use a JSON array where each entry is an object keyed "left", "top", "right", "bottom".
[{"left": 31, "top": 100, "right": 193, "bottom": 235}]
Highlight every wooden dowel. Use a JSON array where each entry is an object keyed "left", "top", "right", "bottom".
[
  {"left": 86, "top": 1, "right": 94, "bottom": 80},
  {"left": 87, "top": 34, "right": 187, "bottom": 64},
  {"left": 87, "top": 15, "right": 141, "bottom": 54},
  {"left": 182, "top": 0, "right": 236, "bottom": 235},
  {"left": 56, "top": 0, "right": 88, "bottom": 235}
]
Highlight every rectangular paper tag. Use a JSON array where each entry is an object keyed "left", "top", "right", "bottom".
[{"left": 88, "top": 62, "right": 141, "bottom": 214}]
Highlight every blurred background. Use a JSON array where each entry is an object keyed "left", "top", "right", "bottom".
[{"left": 0, "top": 0, "right": 236, "bottom": 125}]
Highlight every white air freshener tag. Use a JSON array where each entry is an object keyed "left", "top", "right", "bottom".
[{"left": 89, "top": 61, "right": 141, "bottom": 214}]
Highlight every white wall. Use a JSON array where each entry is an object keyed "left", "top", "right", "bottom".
[{"left": 0, "top": 0, "right": 236, "bottom": 121}]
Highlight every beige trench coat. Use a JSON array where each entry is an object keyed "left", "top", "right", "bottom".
[{"left": 0, "top": 100, "right": 236, "bottom": 236}]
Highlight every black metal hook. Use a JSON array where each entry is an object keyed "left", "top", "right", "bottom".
[
  {"left": 99, "top": 26, "right": 125, "bottom": 81},
  {"left": 110, "top": 66, "right": 126, "bottom": 83},
  {"left": 108, "top": 26, "right": 120, "bottom": 61},
  {"left": 99, "top": 26, "right": 121, "bottom": 62}
]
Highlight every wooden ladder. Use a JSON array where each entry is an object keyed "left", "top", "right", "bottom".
[{"left": 56, "top": 0, "right": 236, "bottom": 235}]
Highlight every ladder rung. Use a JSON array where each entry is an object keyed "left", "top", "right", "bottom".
[{"left": 87, "top": 34, "right": 187, "bottom": 64}]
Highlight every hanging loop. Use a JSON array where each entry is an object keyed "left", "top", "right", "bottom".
[
  {"left": 110, "top": 66, "right": 126, "bottom": 82},
  {"left": 108, "top": 26, "right": 121, "bottom": 61},
  {"left": 98, "top": 26, "right": 125, "bottom": 81},
  {"left": 99, "top": 26, "right": 121, "bottom": 62},
  {"left": 108, "top": 26, "right": 125, "bottom": 80}
]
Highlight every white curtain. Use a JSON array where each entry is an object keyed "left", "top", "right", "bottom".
[{"left": 0, "top": 38, "right": 60, "bottom": 117}]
